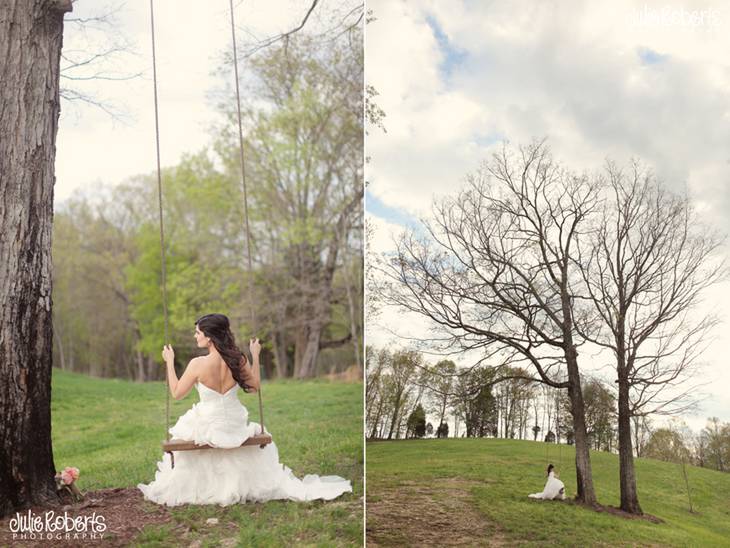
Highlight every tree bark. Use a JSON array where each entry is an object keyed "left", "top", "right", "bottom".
[
  {"left": 565, "top": 348, "right": 597, "bottom": 506},
  {"left": 561, "top": 261, "right": 596, "bottom": 505},
  {"left": 0, "top": 0, "right": 71, "bottom": 517},
  {"left": 616, "top": 303, "right": 641, "bottom": 513},
  {"left": 293, "top": 192, "right": 360, "bottom": 379},
  {"left": 294, "top": 325, "right": 307, "bottom": 376},
  {"left": 296, "top": 322, "right": 322, "bottom": 378},
  {"left": 340, "top": 233, "right": 362, "bottom": 371},
  {"left": 617, "top": 383, "right": 641, "bottom": 513},
  {"left": 618, "top": 370, "right": 642, "bottom": 513}
]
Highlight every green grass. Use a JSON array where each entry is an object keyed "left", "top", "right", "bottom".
[
  {"left": 366, "top": 438, "right": 730, "bottom": 547},
  {"left": 51, "top": 368, "right": 363, "bottom": 546}
]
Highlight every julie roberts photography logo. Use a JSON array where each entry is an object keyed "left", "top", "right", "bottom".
[
  {"left": 8, "top": 509, "right": 107, "bottom": 541},
  {"left": 631, "top": 3, "right": 721, "bottom": 28}
]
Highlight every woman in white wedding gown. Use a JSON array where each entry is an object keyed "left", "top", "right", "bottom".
[
  {"left": 528, "top": 464, "right": 566, "bottom": 500},
  {"left": 137, "top": 313, "right": 352, "bottom": 506}
]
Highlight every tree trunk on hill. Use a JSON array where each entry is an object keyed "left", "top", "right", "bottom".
[
  {"left": 617, "top": 374, "right": 642, "bottom": 514},
  {"left": 0, "top": 0, "right": 72, "bottom": 518}
]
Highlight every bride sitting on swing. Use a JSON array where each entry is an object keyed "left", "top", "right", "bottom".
[
  {"left": 528, "top": 464, "right": 566, "bottom": 501},
  {"left": 137, "top": 313, "right": 352, "bottom": 506}
]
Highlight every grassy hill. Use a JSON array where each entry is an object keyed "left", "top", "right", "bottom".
[
  {"left": 366, "top": 438, "right": 730, "bottom": 547},
  {"left": 50, "top": 368, "right": 363, "bottom": 546}
]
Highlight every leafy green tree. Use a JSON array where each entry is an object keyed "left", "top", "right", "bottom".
[
  {"left": 215, "top": 33, "right": 363, "bottom": 378},
  {"left": 407, "top": 404, "right": 427, "bottom": 439},
  {"left": 645, "top": 428, "right": 689, "bottom": 463},
  {"left": 701, "top": 417, "right": 730, "bottom": 472},
  {"left": 453, "top": 367, "right": 498, "bottom": 438},
  {"left": 50, "top": 37, "right": 364, "bottom": 383},
  {"left": 559, "top": 378, "right": 616, "bottom": 451}
]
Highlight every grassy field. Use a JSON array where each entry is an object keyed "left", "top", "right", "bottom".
[
  {"left": 366, "top": 438, "right": 730, "bottom": 547},
  {"left": 50, "top": 368, "right": 363, "bottom": 546}
]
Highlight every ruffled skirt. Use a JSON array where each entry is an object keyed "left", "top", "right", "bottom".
[{"left": 137, "top": 416, "right": 352, "bottom": 506}]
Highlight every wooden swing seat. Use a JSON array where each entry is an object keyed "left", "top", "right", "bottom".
[{"left": 162, "top": 433, "right": 272, "bottom": 452}]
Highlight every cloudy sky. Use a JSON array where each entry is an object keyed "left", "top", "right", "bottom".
[
  {"left": 366, "top": 0, "right": 730, "bottom": 430},
  {"left": 55, "top": 0, "right": 357, "bottom": 205}
]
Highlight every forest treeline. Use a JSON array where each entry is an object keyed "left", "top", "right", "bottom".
[
  {"left": 366, "top": 347, "right": 730, "bottom": 474},
  {"left": 52, "top": 34, "right": 363, "bottom": 381}
]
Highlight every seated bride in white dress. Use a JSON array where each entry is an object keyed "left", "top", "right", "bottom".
[
  {"left": 528, "top": 464, "right": 566, "bottom": 500},
  {"left": 137, "top": 313, "right": 352, "bottom": 506}
]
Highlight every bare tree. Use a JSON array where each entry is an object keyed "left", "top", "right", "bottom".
[
  {"left": 378, "top": 141, "right": 601, "bottom": 504},
  {"left": 632, "top": 415, "right": 652, "bottom": 458},
  {"left": 366, "top": 346, "right": 388, "bottom": 438},
  {"left": 576, "top": 161, "right": 726, "bottom": 513},
  {"left": 234, "top": 1, "right": 364, "bottom": 59},
  {"left": 60, "top": 1, "right": 140, "bottom": 120},
  {"left": 426, "top": 359, "right": 456, "bottom": 435},
  {"left": 384, "top": 350, "right": 420, "bottom": 439}
]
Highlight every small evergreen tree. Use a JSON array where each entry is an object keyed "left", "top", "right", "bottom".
[{"left": 407, "top": 404, "right": 427, "bottom": 439}]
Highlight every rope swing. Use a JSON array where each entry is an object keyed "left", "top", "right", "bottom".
[{"left": 149, "top": 0, "right": 272, "bottom": 466}]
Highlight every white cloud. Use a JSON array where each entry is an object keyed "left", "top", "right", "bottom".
[
  {"left": 366, "top": 212, "right": 403, "bottom": 255},
  {"left": 367, "top": 0, "right": 730, "bottom": 224}
]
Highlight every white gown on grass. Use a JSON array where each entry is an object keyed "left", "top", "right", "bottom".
[
  {"left": 137, "top": 382, "right": 352, "bottom": 506},
  {"left": 528, "top": 471, "right": 566, "bottom": 500}
]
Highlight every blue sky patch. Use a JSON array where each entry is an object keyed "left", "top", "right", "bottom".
[
  {"left": 637, "top": 46, "right": 669, "bottom": 65},
  {"left": 425, "top": 14, "right": 467, "bottom": 80},
  {"left": 472, "top": 132, "right": 506, "bottom": 148},
  {"left": 366, "top": 189, "right": 420, "bottom": 227}
]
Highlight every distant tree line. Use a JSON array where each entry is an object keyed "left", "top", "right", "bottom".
[
  {"left": 366, "top": 347, "right": 730, "bottom": 475},
  {"left": 366, "top": 348, "right": 612, "bottom": 446},
  {"left": 643, "top": 417, "right": 730, "bottom": 474}
]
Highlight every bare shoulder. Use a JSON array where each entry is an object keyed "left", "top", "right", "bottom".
[{"left": 187, "top": 355, "right": 206, "bottom": 370}]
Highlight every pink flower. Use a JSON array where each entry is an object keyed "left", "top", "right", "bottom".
[
  {"left": 56, "top": 466, "right": 80, "bottom": 486},
  {"left": 64, "top": 467, "right": 80, "bottom": 482}
]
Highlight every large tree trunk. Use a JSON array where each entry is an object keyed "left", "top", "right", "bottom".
[
  {"left": 294, "top": 325, "right": 306, "bottom": 375},
  {"left": 0, "top": 0, "right": 71, "bottom": 518},
  {"left": 618, "top": 383, "right": 641, "bottom": 513},
  {"left": 340, "top": 229, "right": 362, "bottom": 372},
  {"left": 618, "top": 357, "right": 642, "bottom": 513},
  {"left": 565, "top": 348, "right": 597, "bottom": 506},
  {"left": 293, "top": 195, "right": 359, "bottom": 379},
  {"left": 296, "top": 322, "right": 322, "bottom": 378},
  {"left": 561, "top": 269, "right": 597, "bottom": 506}
]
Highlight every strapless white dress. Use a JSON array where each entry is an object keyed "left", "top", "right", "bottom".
[
  {"left": 528, "top": 471, "right": 566, "bottom": 500},
  {"left": 137, "top": 382, "right": 352, "bottom": 506}
]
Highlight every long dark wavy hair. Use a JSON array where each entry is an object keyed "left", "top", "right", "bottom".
[{"left": 195, "top": 313, "right": 254, "bottom": 392}]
